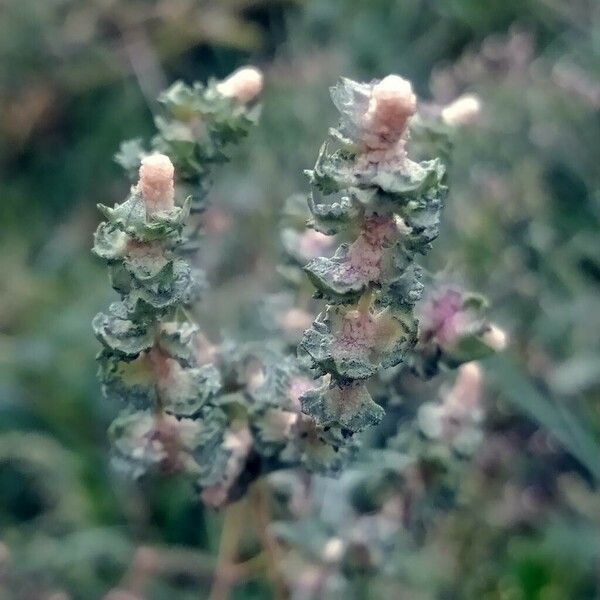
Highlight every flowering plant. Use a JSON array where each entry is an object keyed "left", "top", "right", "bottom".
[{"left": 93, "top": 68, "right": 506, "bottom": 598}]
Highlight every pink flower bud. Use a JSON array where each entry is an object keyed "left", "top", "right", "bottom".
[
  {"left": 137, "top": 154, "right": 175, "bottom": 216},
  {"left": 441, "top": 94, "right": 482, "bottom": 125},
  {"left": 217, "top": 66, "right": 263, "bottom": 103},
  {"left": 276, "top": 307, "right": 313, "bottom": 335},
  {"left": 363, "top": 75, "right": 416, "bottom": 146},
  {"left": 445, "top": 362, "right": 483, "bottom": 415},
  {"left": 482, "top": 323, "right": 508, "bottom": 351},
  {"left": 419, "top": 286, "right": 471, "bottom": 349},
  {"left": 297, "top": 229, "right": 334, "bottom": 260}
]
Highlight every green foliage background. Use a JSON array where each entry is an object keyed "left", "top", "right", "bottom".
[{"left": 0, "top": 0, "right": 598, "bottom": 598}]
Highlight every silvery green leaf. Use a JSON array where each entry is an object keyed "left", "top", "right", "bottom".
[
  {"left": 163, "top": 363, "right": 221, "bottom": 418},
  {"left": 304, "top": 246, "right": 370, "bottom": 302},
  {"left": 126, "top": 260, "right": 199, "bottom": 312},
  {"left": 157, "top": 321, "right": 199, "bottom": 367},
  {"left": 401, "top": 190, "right": 445, "bottom": 251},
  {"left": 98, "top": 350, "right": 156, "bottom": 410},
  {"left": 379, "top": 260, "right": 424, "bottom": 309},
  {"left": 252, "top": 408, "right": 298, "bottom": 457},
  {"left": 97, "top": 193, "right": 146, "bottom": 232},
  {"left": 300, "top": 381, "right": 384, "bottom": 433},
  {"left": 368, "top": 159, "right": 445, "bottom": 196},
  {"left": 123, "top": 250, "right": 171, "bottom": 283},
  {"left": 282, "top": 415, "right": 360, "bottom": 474},
  {"left": 134, "top": 197, "right": 191, "bottom": 241},
  {"left": 109, "top": 410, "right": 203, "bottom": 479},
  {"left": 300, "top": 307, "right": 416, "bottom": 381},
  {"left": 109, "top": 411, "right": 165, "bottom": 479},
  {"left": 92, "top": 223, "right": 128, "bottom": 262},
  {"left": 189, "top": 407, "right": 231, "bottom": 487},
  {"left": 108, "top": 262, "right": 132, "bottom": 295},
  {"left": 330, "top": 77, "right": 372, "bottom": 144},
  {"left": 307, "top": 189, "right": 362, "bottom": 235},
  {"left": 306, "top": 143, "right": 356, "bottom": 194},
  {"left": 92, "top": 310, "right": 153, "bottom": 357},
  {"left": 245, "top": 353, "right": 303, "bottom": 412}
]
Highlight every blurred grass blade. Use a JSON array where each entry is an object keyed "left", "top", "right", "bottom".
[{"left": 485, "top": 355, "right": 600, "bottom": 482}]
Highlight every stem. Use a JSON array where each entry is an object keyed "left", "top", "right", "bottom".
[
  {"left": 357, "top": 288, "right": 373, "bottom": 314},
  {"left": 208, "top": 499, "right": 247, "bottom": 600},
  {"left": 250, "top": 479, "right": 288, "bottom": 600}
]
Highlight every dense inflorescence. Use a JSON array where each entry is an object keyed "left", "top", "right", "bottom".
[
  {"left": 299, "top": 75, "right": 447, "bottom": 434},
  {"left": 115, "top": 66, "right": 263, "bottom": 212},
  {"left": 93, "top": 69, "right": 266, "bottom": 503}
]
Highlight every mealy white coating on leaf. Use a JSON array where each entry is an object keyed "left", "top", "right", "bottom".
[
  {"left": 217, "top": 66, "right": 264, "bottom": 103},
  {"left": 137, "top": 154, "right": 175, "bottom": 215},
  {"left": 441, "top": 94, "right": 482, "bottom": 126},
  {"left": 419, "top": 286, "right": 472, "bottom": 349}
]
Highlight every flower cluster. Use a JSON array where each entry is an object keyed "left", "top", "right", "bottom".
[
  {"left": 410, "top": 283, "right": 507, "bottom": 377},
  {"left": 92, "top": 153, "right": 223, "bottom": 482},
  {"left": 115, "top": 66, "right": 263, "bottom": 212},
  {"left": 299, "top": 75, "right": 447, "bottom": 435},
  {"left": 94, "top": 70, "right": 505, "bottom": 512}
]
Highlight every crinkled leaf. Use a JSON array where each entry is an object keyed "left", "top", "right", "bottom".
[
  {"left": 368, "top": 159, "right": 445, "bottom": 196},
  {"left": 92, "top": 309, "right": 153, "bottom": 357},
  {"left": 304, "top": 246, "right": 369, "bottom": 302},
  {"left": 157, "top": 321, "right": 199, "bottom": 367},
  {"left": 109, "top": 410, "right": 203, "bottom": 479},
  {"left": 300, "top": 381, "right": 384, "bottom": 433},
  {"left": 92, "top": 223, "right": 128, "bottom": 262},
  {"left": 307, "top": 188, "right": 362, "bottom": 235},
  {"left": 98, "top": 350, "right": 157, "bottom": 409},
  {"left": 163, "top": 363, "right": 221, "bottom": 418}
]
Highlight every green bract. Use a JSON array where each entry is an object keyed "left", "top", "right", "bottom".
[{"left": 116, "top": 80, "right": 259, "bottom": 211}]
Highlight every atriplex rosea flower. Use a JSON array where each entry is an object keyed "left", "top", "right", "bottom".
[
  {"left": 298, "top": 74, "right": 446, "bottom": 434},
  {"left": 94, "top": 69, "right": 504, "bottom": 512},
  {"left": 115, "top": 66, "right": 263, "bottom": 212}
]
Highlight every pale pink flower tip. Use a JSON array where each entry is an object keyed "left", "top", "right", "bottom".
[
  {"left": 138, "top": 154, "right": 175, "bottom": 215},
  {"left": 365, "top": 74, "right": 417, "bottom": 136},
  {"left": 441, "top": 94, "right": 482, "bottom": 126},
  {"left": 217, "top": 66, "right": 263, "bottom": 103},
  {"left": 446, "top": 361, "right": 483, "bottom": 414},
  {"left": 482, "top": 323, "right": 508, "bottom": 351}
]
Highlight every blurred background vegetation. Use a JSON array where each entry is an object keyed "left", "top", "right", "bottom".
[{"left": 0, "top": 0, "right": 598, "bottom": 598}]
